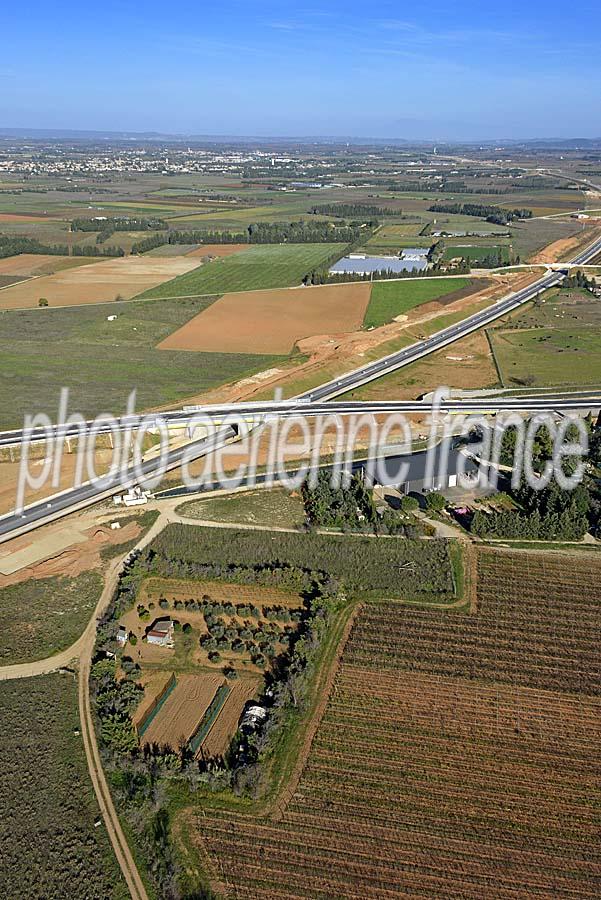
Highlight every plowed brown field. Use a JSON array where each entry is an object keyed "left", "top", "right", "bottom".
[
  {"left": 200, "top": 676, "right": 260, "bottom": 759},
  {"left": 0, "top": 255, "right": 201, "bottom": 309},
  {"left": 158, "top": 281, "right": 373, "bottom": 354},
  {"left": 192, "top": 549, "right": 601, "bottom": 898},
  {"left": 141, "top": 673, "right": 224, "bottom": 748}
]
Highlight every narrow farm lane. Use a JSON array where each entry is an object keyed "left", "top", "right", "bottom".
[{"left": 0, "top": 513, "right": 168, "bottom": 898}]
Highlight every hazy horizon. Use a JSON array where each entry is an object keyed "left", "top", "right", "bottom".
[
  {"left": 3, "top": 0, "right": 600, "bottom": 142},
  {"left": 1, "top": 126, "right": 600, "bottom": 146}
]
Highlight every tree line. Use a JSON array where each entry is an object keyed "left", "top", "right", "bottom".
[
  {"left": 470, "top": 417, "right": 601, "bottom": 540},
  {"left": 303, "top": 257, "right": 470, "bottom": 286},
  {"left": 385, "top": 182, "right": 537, "bottom": 195},
  {"left": 309, "top": 203, "right": 395, "bottom": 218},
  {"left": 130, "top": 219, "right": 378, "bottom": 253},
  {"left": 71, "top": 216, "right": 168, "bottom": 232},
  {"left": 429, "top": 202, "right": 533, "bottom": 226},
  {"left": 0, "top": 233, "right": 124, "bottom": 258}
]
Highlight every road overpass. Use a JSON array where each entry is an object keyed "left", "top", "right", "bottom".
[
  {"left": 3, "top": 231, "right": 599, "bottom": 451},
  {"left": 2, "top": 393, "right": 601, "bottom": 449},
  {"left": 1, "top": 232, "right": 600, "bottom": 543}
]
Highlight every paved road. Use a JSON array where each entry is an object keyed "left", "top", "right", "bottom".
[
  {"left": 3, "top": 388, "right": 601, "bottom": 546},
  {"left": 4, "top": 234, "right": 601, "bottom": 450},
  {"left": 4, "top": 394, "right": 601, "bottom": 448},
  {"left": 2, "top": 233, "right": 601, "bottom": 544}
]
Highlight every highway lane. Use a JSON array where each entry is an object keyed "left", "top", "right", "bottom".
[
  {"left": 301, "top": 234, "right": 601, "bottom": 401},
  {"left": 2, "top": 392, "right": 601, "bottom": 544},
  {"left": 302, "top": 274, "right": 561, "bottom": 401},
  {"left": 1, "top": 233, "right": 601, "bottom": 542},
  {"left": 2, "top": 392, "right": 601, "bottom": 448},
  {"left": 3, "top": 234, "right": 601, "bottom": 448},
  {"left": 0, "top": 426, "right": 235, "bottom": 541}
]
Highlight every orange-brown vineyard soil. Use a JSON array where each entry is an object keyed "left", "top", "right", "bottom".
[{"left": 191, "top": 548, "right": 601, "bottom": 898}]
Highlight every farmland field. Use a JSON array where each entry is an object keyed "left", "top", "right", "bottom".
[
  {"left": 0, "top": 296, "right": 284, "bottom": 427},
  {"left": 0, "top": 254, "right": 202, "bottom": 309},
  {"left": 0, "top": 273, "right": 26, "bottom": 287},
  {"left": 0, "top": 253, "right": 98, "bottom": 276},
  {"left": 200, "top": 676, "right": 259, "bottom": 758},
  {"left": 146, "top": 524, "right": 457, "bottom": 600},
  {"left": 185, "top": 243, "right": 251, "bottom": 258},
  {"left": 158, "top": 282, "right": 372, "bottom": 354},
  {"left": 0, "top": 674, "right": 126, "bottom": 898},
  {"left": 442, "top": 244, "right": 510, "bottom": 263},
  {"left": 143, "top": 242, "right": 199, "bottom": 256},
  {"left": 138, "top": 243, "right": 346, "bottom": 298},
  {"left": 510, "top": 217, "right": 582, "bottom": 259},
  {"left": 363, "top": 276, "right": 474, "bottom": 328},
  {"left": 0, "top": 571, "right": 102, "bottom": 663},
  {"left": 490, "top": 287, "right": 601, "bottom": 387},
  {"left": 140, "top": 673, "right": 224, "bottom": 747},
  {"left": 191, "top": 548, "right": 601, "bottom": 898},
  {"left": 362, "top": 223, "right": 425, "bottom": 252},
  {"left": 177, "top": 487, "right": 306, "bottom": 528}
]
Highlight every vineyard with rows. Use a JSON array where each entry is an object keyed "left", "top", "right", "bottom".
[{"left": 191, "top": 549, "right": 601, "bottom": 898}]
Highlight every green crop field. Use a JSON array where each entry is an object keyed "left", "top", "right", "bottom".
[
  {"left": 0, "top": 675, "right": 127, "bottom": 898},
  {"left": 492, "top": 326, "right": 601, "bottom": 387},
  {"left": 443, "top": 244, "right": 510, "bottom": 263},
  {"left": 144, "top": 242, "right": 199, "bottom": 256},
  {"left": 490, "top": 288, "right": 601, "bottom": 387},
  {"left": 138, "top": 242, "right": 346, "bottom": 298},
  {"left": 363, "top": 277, "right": 473, "bottom": 328},
  {"left": 166, "top": 199, "right": 336, "bottom": 228},
  {"left": 0, "top": 296, "right": 285, "bottom": 427},
  {"left": 365, "top": 223, "right": 425, "bottom": 247},
  {"left": 0, "top": 571, "right": 102, "bottom": 664},
  {"left": 92, "top": 200, "right": 192, "bottom": 216}
]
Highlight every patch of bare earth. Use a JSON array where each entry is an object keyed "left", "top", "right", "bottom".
[
  {"left": 0, "top": 513, "right": 142, "bottom": 588},
  {"left": 531, "top": 224, "right": 601, "bottom": 264},
  {"left": 157, "top": 282, "right": 373, "bottom": 355},
  {"left": 153, "top": 273, "right": 533, "bottom": 411}
]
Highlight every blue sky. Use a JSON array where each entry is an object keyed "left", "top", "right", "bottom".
[{"left": 2, "top": 0, "right": 600, "bottom": 140}]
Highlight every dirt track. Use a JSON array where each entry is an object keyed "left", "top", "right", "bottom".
[{"left": 0, "top": 512, "right": 167, "bottom": 898}]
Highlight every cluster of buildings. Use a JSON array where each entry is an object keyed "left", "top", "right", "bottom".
[{"left": 117, "top": 618, "right": 175, "bottom": 648}]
